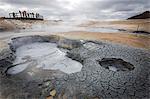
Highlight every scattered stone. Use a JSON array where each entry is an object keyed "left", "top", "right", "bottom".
[{"left": 50, "top": 89, "right": 56, "bottom": 97}]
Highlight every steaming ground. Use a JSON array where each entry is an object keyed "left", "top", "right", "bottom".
[{"left": 0, "top": 19, "right": 149, "bottom": 49}]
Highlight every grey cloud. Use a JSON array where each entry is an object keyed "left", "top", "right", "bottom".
[{"left": 0, "top": 0, "right": 149, "bottom": 20}]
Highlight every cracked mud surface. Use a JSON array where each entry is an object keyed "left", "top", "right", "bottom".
[
  {"left": 52, "top": 41, "right": 150, "bottom": 99},
  {"left": 0, "top": 35, "right": 150, "bottom": 99}
]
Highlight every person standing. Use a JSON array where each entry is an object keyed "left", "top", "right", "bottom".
[
  {"left": 37, "top": 13, "right": 40, "bottom": 18},
  {"left": 22, "top": 11, "right": 25, "bottom": 18},
  {"left": 27, "top": 13, "right": 29, "bottom": 18},
  {"left": 32, "top": 13, "right": 34, "bottom": 18},
  {"left": 36, "top": 13, "right": 38, "bottom": 18},
  {"left": 24, "top": 11, "right": 27, "bottom": 18},
  {"left": 19, "top": 10, "right": 22, "bottom": 18},
  {"left": 12, "top": 12, "right": 15, "bottom": 18},
  {"left": 29, "top": 13, "right": 32, "bottom": 18}
]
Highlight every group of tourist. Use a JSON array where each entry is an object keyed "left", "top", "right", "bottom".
[{"left": 11, "top": 11, "right": 41, "bottom": 19}]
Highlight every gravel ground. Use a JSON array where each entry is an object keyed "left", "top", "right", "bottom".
[{"left": 0, "top": 35, "right": 150, "bottom": 99}]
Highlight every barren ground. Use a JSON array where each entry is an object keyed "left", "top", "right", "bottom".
[
  {"left": 56, "top": 31, "right": 150, "bottom": 49},
  {"left": 0, "top": 19, "right": 150, "bottom": 99},
  {"left": 0, "top": 19, "right": 150, "bottom": 49}
]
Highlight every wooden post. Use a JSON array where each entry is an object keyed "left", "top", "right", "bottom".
[{"left": 137, "top": 24, "right": 140, "bottom": 31}]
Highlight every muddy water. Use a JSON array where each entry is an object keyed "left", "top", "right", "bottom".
[
  {"left": 86, "top": 27, "right": 119, "bottom": 33},
  {"left": 7, "top": 42, "right": 83, "bottom": 74}
]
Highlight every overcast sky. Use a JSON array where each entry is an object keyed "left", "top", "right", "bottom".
[{"left": 0, "top": 0, "right": 149, "bottom": 20}]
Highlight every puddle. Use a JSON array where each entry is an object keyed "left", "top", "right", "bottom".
[
  {"left": 7, "top": 42, "right": 83, "bottom": 74},
  {"left": 98, "top": 58, "right": 135, "bottom": 72},
  {"left": 86, "top": 27, "right": 119, "bottom": 33}
]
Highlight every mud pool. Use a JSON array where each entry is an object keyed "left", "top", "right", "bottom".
[{"left": 7, "top": 42, "right": 83, "bottom": 74}]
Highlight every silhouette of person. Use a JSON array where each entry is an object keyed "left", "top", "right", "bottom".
[
  {"left": 37, "top": 13, "right": 40, "bottom": 18},
  {"left": 27, "top": 13, "right": 29, "bottom": 18},
  {"left": 9, "top": 13, "right": 11, "bottom": 18},
  {"left": 36, "top": 13, "right": 38, "bottom": 18},
  {"left": 24, "top": 11, "right": 27, "bottom": 18},
  {"left": 22, "top": 11, "right": 25, "bottom": 18},
  {"left": 29, "top": 13, "right": 32, "bottom": 18},
  {"left": 32, "top": 13, "right": 34, "bottom": 18},
  {"left": 19, "top": 10, "right": 22, "bottom": 18},
  {"left": 12, "top": 12, "right": 15, "bottom": 18}
]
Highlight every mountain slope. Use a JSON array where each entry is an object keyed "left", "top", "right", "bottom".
[{"left": 128, "top": 11, "right": 150, "bottom": 19}]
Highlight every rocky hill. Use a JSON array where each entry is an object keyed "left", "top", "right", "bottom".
[{"left": 128, "top": 11, "right": 150, "bottom": 19}]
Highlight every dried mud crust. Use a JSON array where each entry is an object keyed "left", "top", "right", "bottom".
[
  {"left": 0, "top": 35, "right": 150, "bottom": 99},
  {"left": 53, "top": 41, "right": 150, "bottom": 99},
  {"left": 0, "top": 41, "right": 15, "bottom": 74}
]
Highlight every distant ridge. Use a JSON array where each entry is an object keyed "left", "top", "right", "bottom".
[{"left": 128, "top": 11, "right": 150, "bottom": 19}]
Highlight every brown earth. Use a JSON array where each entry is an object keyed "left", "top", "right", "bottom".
[
  {"left": 79, "top": 19, "right": 150, "bottom": 33},
  {"left": 55, "top": 31, "right": 150, "bottom": 49},
  {"left": 0, "top": 19, "right": 58, "bottom": 31},
  {"left": 0, "top": 19, "right": 149, "bottom": 49}
]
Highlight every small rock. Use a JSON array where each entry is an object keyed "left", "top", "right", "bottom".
[
  {"left": 50, "top": 89, "right": 56, "bottom": 97},
  {"left": 44, "top": 81, "right": 51, "bottom": 86}
]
